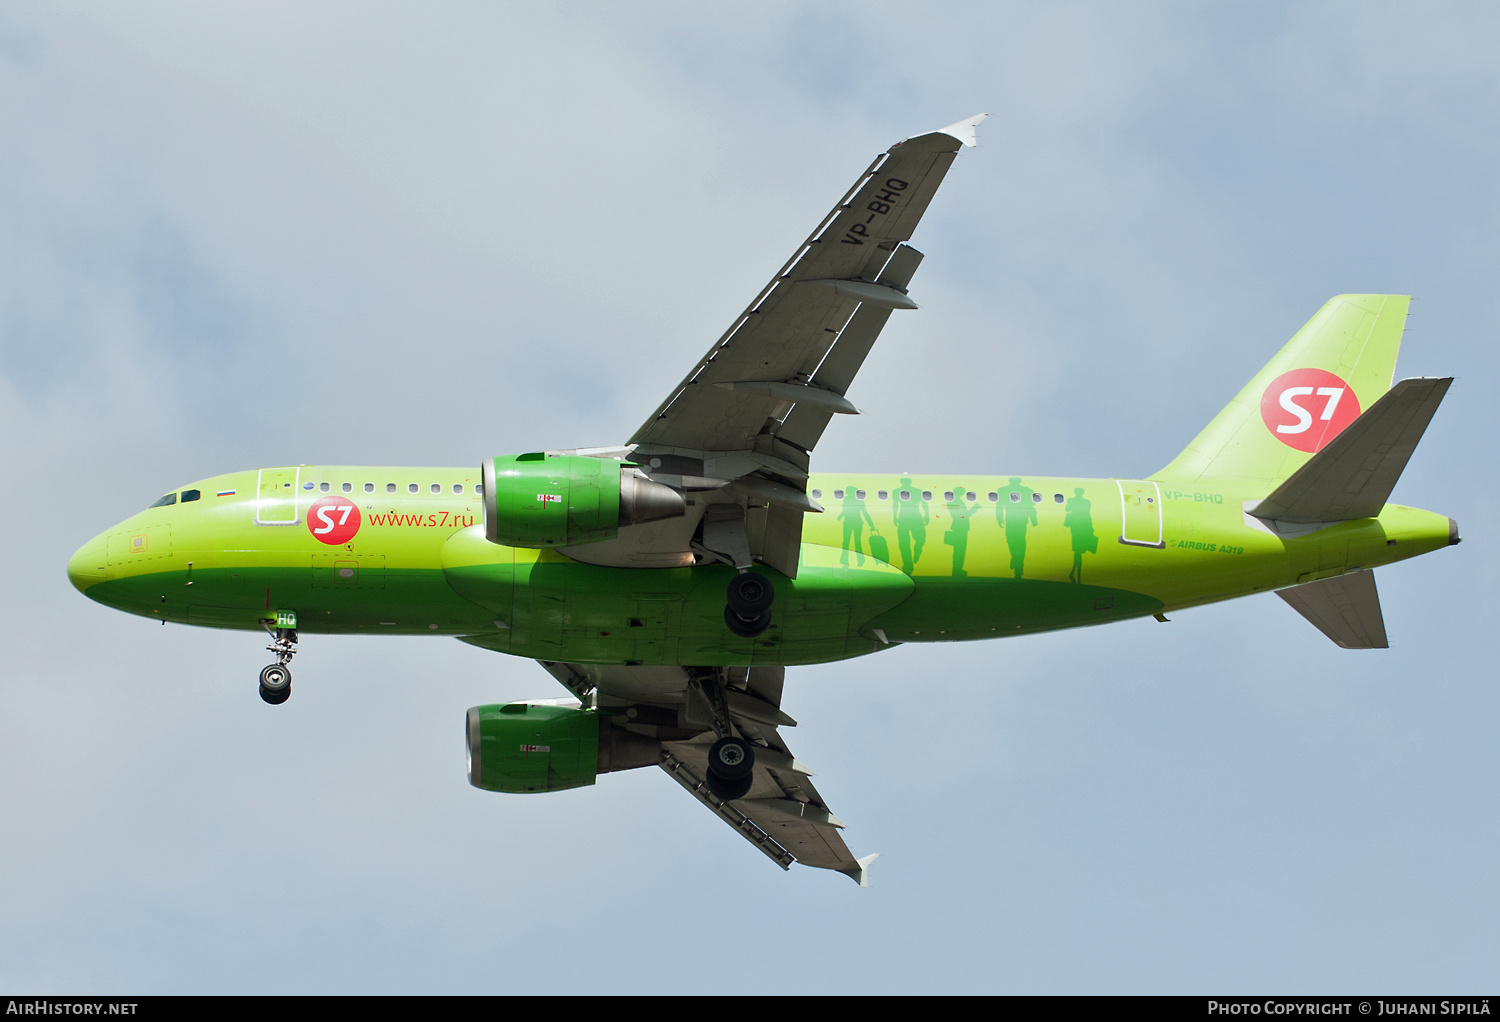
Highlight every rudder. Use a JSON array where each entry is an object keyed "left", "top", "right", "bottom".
[{"left": 1155, "top": 295, "right": 1410, "bottom": 490}]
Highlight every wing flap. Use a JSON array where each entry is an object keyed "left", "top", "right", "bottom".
[{"left": 779, "top": 243, "right": 925, "bottom": 450}]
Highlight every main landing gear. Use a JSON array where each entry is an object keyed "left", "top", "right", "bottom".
[
  {"left": 690, "top": 668, "right": 757, "bottom": 801},
  {"left": 259, "top": 622, "right": 297, "bottom": 705},
  {"left": 724, "top": 571, "right": 774, "bottom": 638},
  {"left": 707, "top": 735, "right": 755, "bottom": 801}
]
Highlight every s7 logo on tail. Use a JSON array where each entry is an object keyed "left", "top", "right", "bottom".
[{"left": 1260, "top": 368, "right": 1361, "bottom": 453}]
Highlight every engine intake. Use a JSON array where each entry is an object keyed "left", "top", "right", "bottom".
[{"left": 481, "top": 453, "right": 684, "bottom": 548}]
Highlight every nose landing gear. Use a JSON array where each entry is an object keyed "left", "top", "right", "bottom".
[{"left": 258, "top": 622, "right": 297, "bottom": 705}]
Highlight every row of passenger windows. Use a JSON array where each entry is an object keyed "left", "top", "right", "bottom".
[
  {"left": 150, "top": 481, "right": 1061, "bottom": 508},
  {"left": 148, "top": 482, "right": 481, "bottom": 510},
  {"left": 301, "top": 481, "right": 481, "bottom": 495},
  {"left": 810, "top": 487, "right": 1065, "bottom": 505}
]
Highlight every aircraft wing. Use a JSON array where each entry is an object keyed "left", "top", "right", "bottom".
[
  {"left": 538, "top": 660, "right": 876, "bottom": 884},
  {"left": 629, "top": 114, "right": 985, "bottom": 461},
  {"left": 612, "top": 115, "right": 983, "bottom": 578}
]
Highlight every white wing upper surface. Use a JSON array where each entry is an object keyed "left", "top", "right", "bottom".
[{"left": 630, "top": 116, "right": 986, "bottom": 459}]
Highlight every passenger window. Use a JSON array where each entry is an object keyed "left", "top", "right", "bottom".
[
  {"left": 1010, "top": 492, "right": 1020, "bottom": 503},
  {"left": 899, "top": 490, "right": 911, "bottom": 501},
  {"left": 966, "top": 491, "right": 977, "bottom": 502},
  {"left": 319, "top": 482, "right": 330, "bottom": 493},
  {"left": 364, "top": 483, "right": 374, "bottom": 493},
  {"left": 148, "top": 493, "right": 177, "bottom": 508},
  {"left": 1054, "top": 493, "right": 1065, "bottom": 504},
  {"left": 921, "top": 490, "right": 933, "bottom": 501},
  {"left": 387, "top": 483, "right": 397, "bottom": 494},
  {"left": 1031, "top": 492, "right": 1041, "bottom": 503},
  {"left": 342, "top": 482, "right": 352, "bottom": 493},
  {"left": 453, "top": 484, "right": 463, "bottom": 494},
  {"left": 408, "top": 483, "right": 418, "bottom": 494},
  {"left": 833, "top": 488, "right": 845, "bottom": 499},
  {"left": 181, "top": 489, "right": 201, "bottom": 503},
  {"left": 476, "top": 484, "right": 484, "bottom": 495},
  {"left": 431, "top": 484, "right": 441, "bottom": 494},
  {"left": 943, "top": 490, "right": 955, "bottom": 502},
  {"left": 877, "top": 490, "right": 889, "bottom": 501},
  {"left": 811, "top": 489, "right": 822, "bottom": 499},
  {"left": 987, "top": 491, "right": 999, "bottom": 503},
  {"left": 304, "top": 482, "right": 314, "bottom": 490},
  {"left": 855, "top": 489, "right": 866, "bottom": 500}
]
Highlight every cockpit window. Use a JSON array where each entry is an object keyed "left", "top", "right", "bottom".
[
  {"left": 181, "top": 489, "right": 201, "bottom": 503},
  {"left": 149, "top": 492, "right": 177, "bottom": 508}
]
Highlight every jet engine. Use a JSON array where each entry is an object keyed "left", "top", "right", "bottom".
[
  {"left": 481, "top": 453, "right": 684, "bottom": 548},
  {"left": 466, "top": 702, "right": 659, "bottom": 794}
]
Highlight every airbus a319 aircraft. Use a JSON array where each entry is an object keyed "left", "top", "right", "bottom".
[{"left": 67, "top": 115, "right": 1459, "bottom": 883}]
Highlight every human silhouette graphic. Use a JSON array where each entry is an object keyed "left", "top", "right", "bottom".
[
  {"left": 945, "top": 487, "right": 976, "bottom": 577},
  {"left": 838, "top": 488, "right": 874, "bottom": 566},
  {"left": 893, "top": 477, "right": 929, "bottom": 574},
  {"left": 997, "top": 477, "right": 1037, "bottom": 579},
  {"left": 1064, "top": 487, "right": 1097, "bottom": 583}
]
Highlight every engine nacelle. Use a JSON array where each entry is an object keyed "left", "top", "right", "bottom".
[
  {"left": 481, "top": 453, "right": 683, "bottom": 548},
  {"left": 466, "top": 702, "right": 660, "bottom": 794}
]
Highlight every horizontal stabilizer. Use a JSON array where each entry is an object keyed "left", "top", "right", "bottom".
[
  {"left": 1277, "top": 570, "right": 1388, "bottom": 649},
  {"left": 1250, "top": 377, "right": 1452, "bottom": 524}
]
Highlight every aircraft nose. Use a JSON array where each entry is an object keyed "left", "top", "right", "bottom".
[{"left": 67, "top": 532, "right": 109, "bottom": 594}]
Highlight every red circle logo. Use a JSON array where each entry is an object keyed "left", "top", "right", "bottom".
[
  {"left": 1259, "top": 368, "right": 1361, "bottom": 453},
  {"left": 307, "top": 495, "right": 362, "bottom": 545}
]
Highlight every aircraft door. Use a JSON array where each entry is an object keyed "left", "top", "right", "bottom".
[
  {"left": 255, "top": 467, "right": 301, "bottom": 525},
  {"left": 1117, "top": 480, "right": 1165, "bottom": 549}
]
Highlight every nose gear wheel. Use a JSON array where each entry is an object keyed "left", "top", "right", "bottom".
[{"left": 258, "top": 621, "right": 298, "bottom": 705}]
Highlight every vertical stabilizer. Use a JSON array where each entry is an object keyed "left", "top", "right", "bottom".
[{"left": 1156, "top": 295, "right": 1410, "bottom": 490}]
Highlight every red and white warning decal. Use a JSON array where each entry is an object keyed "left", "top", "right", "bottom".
[
  {"left": 1259, "top": 368, "right": 1361, "bottom": 453},
  {"left": 307, "top": 495, "right": 362, "bottom": 545},
  {"left": 537, "top": 493, "right": 562, "bottom": 503}
]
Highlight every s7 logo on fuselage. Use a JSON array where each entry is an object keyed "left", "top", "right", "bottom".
[
  {"left": 1259, "top": 368, "right": 1362, "bottom": 453},
  {"left": 307, "top": 496, "right": 362, "bottom": 545}
]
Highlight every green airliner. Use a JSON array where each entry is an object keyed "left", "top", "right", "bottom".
[{"left": 66, "top": 114, "right": 1458, "bottom": 884}]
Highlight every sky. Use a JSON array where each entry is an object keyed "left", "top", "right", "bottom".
[{"left": 1, "top": 0, "right": 1497, "bottom": 994}]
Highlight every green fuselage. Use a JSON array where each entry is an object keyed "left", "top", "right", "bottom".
[{"left": 67, "top": 465, "right": 1453, "bottom": 666}]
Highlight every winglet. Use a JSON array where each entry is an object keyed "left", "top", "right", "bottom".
[
  {"left": 842, "top": 852, "right": 880, "bottom": 887},
  {"left": 938, "top": 113, "right": 988, "bottom": 148}
]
